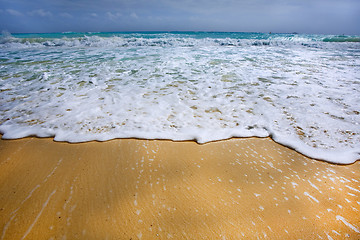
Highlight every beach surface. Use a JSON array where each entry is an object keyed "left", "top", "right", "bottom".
[{"left": 0, "top": 136, "right": 359, "bottom": 239}]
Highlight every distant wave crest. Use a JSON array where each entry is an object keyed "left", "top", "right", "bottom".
[
  {"left": 323, "top": 36, "right": 360, "bottom": 42},
  {"left": 1, "top": 32, "right": 359, "bottom": 49}
]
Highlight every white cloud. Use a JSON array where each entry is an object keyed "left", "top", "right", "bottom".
[
  {"left": 28, "top": 9, "right": 53, "bottom": 17},
  {"left": 130, "top": 12, "right": 139, "bottom": 19},
  {"left": 6, "top": 9, "right": 23, "bottom": 17},
  {"left": 90, "top": 13, "right": 98, "bottom": 18},
  {"left": 60, "top": 12, "right": 73, "bottom": 18},
  {"left": 106, "top": 12, "right": 123, "bottom": 21}
]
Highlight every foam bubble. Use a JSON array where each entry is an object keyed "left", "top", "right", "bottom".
[{"left": 0, "top": 32, "right": 359, "bottom": 164}]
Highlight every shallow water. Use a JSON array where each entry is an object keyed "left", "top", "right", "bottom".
[{"left": 0, "top": 32, "right": 359, "bottom": 163}]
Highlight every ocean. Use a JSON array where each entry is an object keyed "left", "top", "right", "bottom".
[{"left": 0, "top": 31, "right": 359, "bottom": 164}]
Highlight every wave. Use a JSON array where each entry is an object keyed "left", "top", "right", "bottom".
[
  {"left": 1, "top": 32, "right": 359, "bottom": 49},
  {"left": 1, "top": 31, "right": 359, "bottom": 164},
  {"left": 323, "top": 36, "right": 360, "bottom": 42}
]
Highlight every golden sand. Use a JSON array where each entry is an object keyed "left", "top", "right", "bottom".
[{"left": 0, "top": 137, "right": 359, "bottom": 239}]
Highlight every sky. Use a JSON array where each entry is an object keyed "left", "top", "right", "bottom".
[{"left": 0, "top": 0, "right": 359, "bottom": 35}]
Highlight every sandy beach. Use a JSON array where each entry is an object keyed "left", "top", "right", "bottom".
[{"left": 0, "top": 136, "right": 359, "bottom": 239}]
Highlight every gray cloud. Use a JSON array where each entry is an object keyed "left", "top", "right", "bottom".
[{"left": 0, "top": 0, "right": 359, "bottom": 34}]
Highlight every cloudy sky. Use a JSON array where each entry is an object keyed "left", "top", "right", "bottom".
[{"left": 1, "top": 0, "right": 359, "bottom": 34}]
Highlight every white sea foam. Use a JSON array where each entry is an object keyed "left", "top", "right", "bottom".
[
  {"left": 336, "top": 215, "right": 360, "bottom": 233},
  {"left": 0, "top": 32, "right": 359, "bottom": 164},
  {"left": 1, "top": 32, "right": 359, "bottom": 49}
]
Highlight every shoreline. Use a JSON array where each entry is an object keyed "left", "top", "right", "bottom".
[
  {"left": 0, "top": 136, "right": 359, "bottom": 239},
  {"left": 1, "top": 134, "right": 358, "bottom": 165}
]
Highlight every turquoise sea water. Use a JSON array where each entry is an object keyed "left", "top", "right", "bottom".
[
  {"left": 7, "top": 31, "right": 360, "bottom": 42},
  {"left": 0, "top": 31, "right": 359, "bottom": 163}
]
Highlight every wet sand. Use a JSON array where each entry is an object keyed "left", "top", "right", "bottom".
[{"left": 0, "top": 136, "right": 359, "bottom": 239}]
